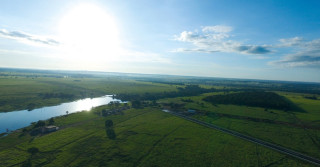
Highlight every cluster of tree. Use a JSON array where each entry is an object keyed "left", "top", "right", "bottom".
[
  {"left": 149, "top": 81, "right": 185, "bottom": 85},
  {"left": 105, "top": 120, "right": 116, "bottom": 140},
  {"left": 20, "top": 147, "right": 40, "bottom": 167},
  {"left": 29, "top": 120, "right": 46, "bottom": 136},
  {"left": 101, "top": 109, "right": 109, "bottom": 116},
  {"left": 181, "top": 98, "right": 194, "bottom": 102},
  {"left": 168, "top": 102, "right": 185, "bottom": 109},
  {"left": 21, "top": 159, "right": 32, "bottom": 167},
  {"left": 39, "top": 93, "right": 75, "bottom": 99},
  {"left": 27, "top": 147, "right": 39, "bottom": 155},
  {"left": 203, "top": 91, "right": 302, "bottom": 111},
  {"left": 33, "top": 118, "right": 54, "bottom": 128},
  {"left": 131, "top": 100, "right": 142, "bottom": 108},
  {"left": 109, "top": 101, "right": 121, "bottom": 108},
  {"left": 34, "top": 120, "right": 46, "bottom": 128},
  {"left": 29, "top": 118, "right": 55, "bottom": 136},
  {"left": 304, "top": 96, "right": 318, "bottom": 100},
  {"left": 134, "top": 75, "right": 320, "bottom": 95},
  {"left": 129, "top": 100, "right": 158, "bottom": 109},
  {"left": 27, "top": 103, "right": 36, "bottom": 111},
  {"left": 116, "top": 85, "right": 216, "bottom": 102}
]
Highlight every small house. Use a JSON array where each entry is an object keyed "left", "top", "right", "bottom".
[{"left": 42, "top": 126, "right": 59, "bottom": 133}]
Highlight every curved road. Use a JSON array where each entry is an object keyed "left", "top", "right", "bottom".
[{"left": 168, "top": 111, "right": 320, "bottom": 166}]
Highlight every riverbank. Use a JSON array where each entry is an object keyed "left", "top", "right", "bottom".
[
  {"left": 0, "top": 74, "right": 177, "bottom": 113},
  {"left": 0, "top": 95, "right": 120, "bottom": 133}
]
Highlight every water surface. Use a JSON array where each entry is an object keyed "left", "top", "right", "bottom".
[{"left": 0, "top": 95, "right": 120, "bottom": 133}]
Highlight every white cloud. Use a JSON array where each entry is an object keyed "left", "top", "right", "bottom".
[
  {"left": 0, "top": 29, "right": 59, "bottom": 46},
  {"left": 270, "top": 38, "right": 320, "bottom": 68},
  {"left": 174, "top": 26, "right": 320, "bottom": 69},
  {"left": 202, "top": 25, "right": 233, "bottom": 33},
  {"left": 175, "top": 31, "right": 201, "bottom": 42},
  {"left": 278, "top": 37, "right": 303, "bottom": 47},
  {"left": 172, "top": 48, "right": 218, "bottom": 53},
  {"left": 174, "top": 25, "right": 271, "bottom": 55}
]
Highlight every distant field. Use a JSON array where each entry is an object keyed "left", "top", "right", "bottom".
[
  {"left": 159, "top": 91, "right": 320, "bottom": 159},
  {"left": 0, "top": 107, "right": 312, "bottom": 166},
  {"left": 0, "top": 75, "right": 176, "bottom": 112}
]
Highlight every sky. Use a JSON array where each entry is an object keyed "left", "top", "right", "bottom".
[{"left": 0, "top": 0, "right": 320, "bottom": 82}]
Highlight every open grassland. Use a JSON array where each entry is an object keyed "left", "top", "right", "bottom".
[
  {"left": 278, "top": 92, "right": 320, "bottom": 123},
  {"left": 0, "top": 107, "right": 312, "bottom": 166},
  {"left": 159, "top": 91, "right": 320, "bottom": 159},
  {"left": 0, "top": 76, "right": 176, "bottom": 112}
]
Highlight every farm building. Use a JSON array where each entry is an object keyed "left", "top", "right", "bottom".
[{"left": 42, "top": 126, "right": 59, "bottom": 133}]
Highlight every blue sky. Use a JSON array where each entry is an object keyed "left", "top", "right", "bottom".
[{"left": 0, "top": 0, "right": 319, "bottom": 82}]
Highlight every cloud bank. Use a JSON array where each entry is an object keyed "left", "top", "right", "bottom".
[
  {"left": 270, "top": 38, "right": 320, "bottom": 68},
  {"left": 174, "top": 25, "right": 320, "bottom": 68},
  {"left": 0, "top": 29, "right": 59, "bottom": 46},
  {"left": 174, "top": 25, "right": 271, "bottom": 55}
]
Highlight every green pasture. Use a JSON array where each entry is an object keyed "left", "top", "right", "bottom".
[
  {"left": 0, "top": 107, "right": 312, "bottom": 166},
  {"left": 159, "top": 91, "right": 320, "bottom": 159},
  {"left": 278, "top": 92, "right": 320, "bottom": 123}
]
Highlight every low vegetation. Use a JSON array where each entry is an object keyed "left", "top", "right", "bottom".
[{"left": 0, "top": 107, "right": 311, "bottom": 166}]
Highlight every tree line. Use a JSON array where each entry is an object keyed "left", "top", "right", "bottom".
[
  {"left": 203, "top": 91, "right": 303, "bottom": 112},
  {"left": 38, "top": 93, "right": 75, "bottom": 99},
  {"left": 116, "top": 85, "right": 216, "bottom": 101}
]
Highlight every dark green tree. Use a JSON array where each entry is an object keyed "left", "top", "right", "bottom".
[
  {"left": 105, "top": 120, "right": 113, "bottom": 128},
  {"left": 34, "top": 120, "right": 45, "bottom": 128},
  {"left": 106, "top": 129, "right": 116, "bottom": 140},
  {"left": 27, "top": 147, "right": 39, "bottom": 155},
  {"left": 131, "top": 100, "right": 141, "bottom": 108},
  {"left": 115, "top": 101, "right": 120, "bottom": 107},
  {"left": 48, "top": 118, "right": 54, "bottom": 125},
  {"left": 21, "top": 159, "right": 32, "bottom": 167}
]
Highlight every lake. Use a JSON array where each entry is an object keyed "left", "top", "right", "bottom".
[{"left": 0, "top": 95, "right": 121, "bottom": 134}]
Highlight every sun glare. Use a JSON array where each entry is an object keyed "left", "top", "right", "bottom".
[{"left": 58, "top": 4, "right": 121, "bottom": 62}]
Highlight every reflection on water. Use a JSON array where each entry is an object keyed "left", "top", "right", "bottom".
[{"left": 0, "top": 95, "right": 121, "bottom": 133}]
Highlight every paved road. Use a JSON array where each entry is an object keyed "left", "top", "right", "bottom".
[{"left": 168, "top": 111, "right": 320, "bottom": 166}]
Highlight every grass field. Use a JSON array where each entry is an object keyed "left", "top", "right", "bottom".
[
  {"left": 0, "top": 107, "right": 313, "bottom": 166},
  {"left": 278, "top": 92, "right": 320, "bottom": 123},
  {"left": 159, "top": 91, "right": 320, "bottom": 159}
]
